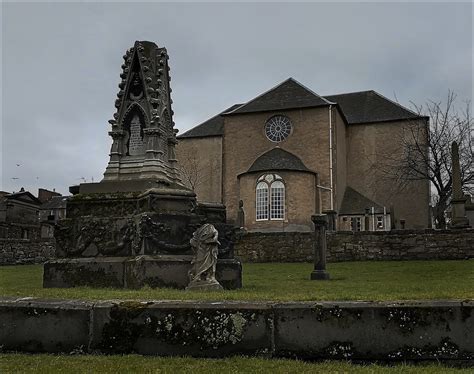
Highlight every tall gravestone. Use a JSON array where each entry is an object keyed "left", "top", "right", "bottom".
[
  {"left": 43, "top": 41, "right": 242, "bottom": 289},
  {"left": 450, "top": 141, "right": 470, "bottom": 228}
]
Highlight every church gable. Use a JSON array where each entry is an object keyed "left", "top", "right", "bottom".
[{"left": 226, "top": 78, "right": 332, "bottom": 115}]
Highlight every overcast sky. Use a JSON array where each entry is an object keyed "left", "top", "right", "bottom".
[{"left": 1, "top": 1, "right": 472, "bottom": 195}]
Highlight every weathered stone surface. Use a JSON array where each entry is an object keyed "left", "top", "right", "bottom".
[
  {"left": 234, "top": 229, "right": 474, "bottom": 262},
  {"left": 90, "top": 301, "right": 272, "bottom": 357},
  {"left": 44, "top": 256, "right": 242, "bottom": 289},
  {"left": 0, "top": 239, "right": 55, "bottom": 266},
  {"left": 0, "top": 298, "right": 472, "bottom": 362},
  {"left": 0, "top": 298, "right": 92, "bottom": 353},
  {"left": 43, "top": 257, "right": 127, "bottom": 288},
  {"left": 273, "top": 300, "right": 474, "bottom": 362}
]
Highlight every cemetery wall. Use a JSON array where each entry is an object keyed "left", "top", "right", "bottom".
[
  {"left": 0, "top": 239, "right": 55, "bottom": 265},
  {"left": 234, "top": 229, "right": 474, "bottom": 262},
  {"left": 0, "top": 298, "right": 472, "bottom": 363}
]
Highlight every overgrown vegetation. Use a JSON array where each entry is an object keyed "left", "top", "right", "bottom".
[{"left": 1, "top": 261, "right": 472, "bottom": 301}]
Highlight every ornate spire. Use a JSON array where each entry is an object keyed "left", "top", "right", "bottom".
[{"left": 103, "top": 41, "right": 181, "bottom": 185}]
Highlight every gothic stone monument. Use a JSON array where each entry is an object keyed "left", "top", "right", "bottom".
[{"left": 43, "top": 41, "right": 242, "bottom": 289}]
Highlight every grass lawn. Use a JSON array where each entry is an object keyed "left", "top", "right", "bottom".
[
  {"left": 0, "top": 354, "right": 472, "bottom": 373},
  {"left": 0, "top": 260, "right": 472, "bottom": 302}
]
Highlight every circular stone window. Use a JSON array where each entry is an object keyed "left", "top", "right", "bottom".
[{"left": 265, "top": 115, "right": 292, "bottom": 142}]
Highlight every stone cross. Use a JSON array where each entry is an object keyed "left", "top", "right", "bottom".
[{"left": 310, "top": 214, "right": 330, "bottom": 280}]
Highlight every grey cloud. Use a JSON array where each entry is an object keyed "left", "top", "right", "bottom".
[{"left": 2, "top": 2, "right": 472, "bottom": 195}]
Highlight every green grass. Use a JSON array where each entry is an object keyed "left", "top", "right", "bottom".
[
  {"left": 0, "top": 354, "right": 471, "bottom": 373},
  {"left": 0, "top": 261, "right": 473, "bottom": 302}
]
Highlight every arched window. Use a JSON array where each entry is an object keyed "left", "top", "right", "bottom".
[
  {"left": 256, "top": 174, "right": 285, "bottom": 221},
  {"left": 256, "top": 181, "right": 269, "bottom": 220}
]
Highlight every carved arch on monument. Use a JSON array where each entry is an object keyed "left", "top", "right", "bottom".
[{"left": 122, "top": 103, "right": 148, "bottom": 156}]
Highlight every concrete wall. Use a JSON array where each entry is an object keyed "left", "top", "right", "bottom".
[
  {"left": 0, "top": 239, "right": 55, "bottom": 265},
  {"left": 234, "top": 229, "right": 474, "bottom": 262},
  {"left": 175, "top": 136, "right": 223, "bottom": 203},
  {"left": 346, "top": 120, "right": 430, "bottom": 229},
  {"left": 0, "top": 297, "right": 472, "bottom": 363},
  {"left": 223, "top": 107, "right": 332, "bottom": 225}
]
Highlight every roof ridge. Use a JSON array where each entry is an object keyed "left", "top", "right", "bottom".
[
  {"left": 178, "top": 104, "right": 242, "bottom": 138},
  {"left": 324, "top": 89, "right": 375, "bottom": 97},
  {"left": 224, "top": 78, "right": 296, "bottom": 115},
  {"left": 288, "top": 78, "right": 335, "bottom": 105},
  {"left": 370, "top": 90, "right": 425, "bottom": 118}
]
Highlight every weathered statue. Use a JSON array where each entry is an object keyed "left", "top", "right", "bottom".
[
  {"left": 186, "top": 223, "right": 223, "bottom": 291},
  {"left": 237, "top": 199, "right": 245, "bottom": 229}
]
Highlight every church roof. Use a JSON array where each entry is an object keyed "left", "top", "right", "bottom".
[
  {"left": 243, "top": 148, "right": 314, "bottom": 175},
  {"left": 178, "top": 79, "right": 428, "bottom": 139},
  {"left": 178, "top": 104, "right": 242, "bottom": 139},
  {"left": 339, "top": 186, "right": 385, "bottom": 215},
  {"left": 226, "top": 78, "right": 333, "bottom": 115},
  {"left": 325, "top": 90, "right": 427, "bottom": 124}
]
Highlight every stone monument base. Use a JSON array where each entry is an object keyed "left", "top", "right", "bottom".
[
  {"left": 43, "top": 255, "right": 242, "bottom": 290},
  {"left": 186, "top": 279, "right": 224, "bottom": 291},
  {"left": 310, "top": 270, "right": 330, "bottom": 280}
]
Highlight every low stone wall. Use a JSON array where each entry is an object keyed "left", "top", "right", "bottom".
[
  {"left": 234, "top": 229, "right": 474, "bottom": 262},
  {"left": 0, "top": 239, "right": 55, "bottom": 265},
  {"left": 0, "top": 297, "right": 472, "bottom": 363}
]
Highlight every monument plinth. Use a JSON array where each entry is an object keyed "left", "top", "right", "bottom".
[{"left": 43, "top": 41, "right": 242, "bottom": 289}]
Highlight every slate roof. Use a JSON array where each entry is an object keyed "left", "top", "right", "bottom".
[
  {"left": 4, "top": 191, "right": 42, "bottom": 205},
  {"left": 226, "top": 78, "right": 333, "bottom": 115},
  {"left": 41, "top": 196, "right": 69, "bottom": 210},
  {"left": 339, "top": 186, "right": 385, "bottom": 215},
  {"left": 325, "top": 90, "right": 426, "bottom": 124},
  {"left": 242, "top": 148, "right": 314, "bottom": 175},
  {"left": 178, "top": 104, "right": 243, "bottom": 139},
  {"left": 179, "top": 79, "right": 427, "bottom": 138}
]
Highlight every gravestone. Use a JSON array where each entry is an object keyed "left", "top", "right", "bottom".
[
  {"left": 43, "top": 41, "right": 242, "bottom": 289},
  {"left": 450, "top": 141, "right": 470, "bottom": 228}
]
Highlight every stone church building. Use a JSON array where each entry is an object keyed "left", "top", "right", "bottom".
[{"left": 176, "top": 78, "right": 430, "bottom": 232}]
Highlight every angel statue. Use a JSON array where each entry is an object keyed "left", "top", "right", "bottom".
[{"left": 186, "top": 223, "right": 223, "bottom": 291}]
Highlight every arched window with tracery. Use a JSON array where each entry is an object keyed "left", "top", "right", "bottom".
[{"left": 256, "top": 174, "right": 285, "bottom": 221}]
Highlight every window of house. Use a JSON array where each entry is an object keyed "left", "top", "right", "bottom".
[
  {"left": 256, "top": 174, "right": 285, "bottom": 221},
  {"left": 350, "top": 217, "right": 362, "bottom": 232},
  {"left": 376, "top": 216, "right": 384, "bottom": 230}
]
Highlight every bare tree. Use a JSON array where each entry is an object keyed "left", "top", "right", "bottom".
[
  {"left": 376, "top": 91, "right": 473, "bottom": 228},
  {"left": 178, "top": 145, "right": 204, "bottom": 191}
]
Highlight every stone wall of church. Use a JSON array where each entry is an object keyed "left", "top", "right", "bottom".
[
  {"left": 0, "top": 239, "right": 56, "bottom": 265},
  {"left": 345, "top": 119, "right": 430, "bottom": 229},
  {"left": 333, "top": 108, "right": 347, "bottom": 211},
  {"left": 238, "top": 171, "right": 318, "bottom": 231},
  {"left": 223, "top": 107, "right": 332, "bottom": 226},
  {"left": 176, "top": 136, "right": 222, "bottom": 203},
  {"left": 234, "top": 229, "right": 474, "bottom": 262}
]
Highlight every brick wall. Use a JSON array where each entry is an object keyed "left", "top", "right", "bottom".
[
  {"left": 234, "top": 229, "right": 474, "bottom": 262},
  {"left": 0, "top": 239, "right": 55, "bottom": 265}
]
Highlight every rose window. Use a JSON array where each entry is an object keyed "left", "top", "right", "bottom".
[{"left": 265, "top": 115, "right": 292, "bottom": 142}]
